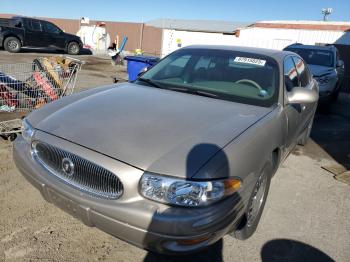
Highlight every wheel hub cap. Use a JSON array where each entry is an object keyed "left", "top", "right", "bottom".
[
  {"left": 247, "top": 173, "right": 267, "bottom": 227},
  {"left": 70, "top": 45, "right": 78, "bottom": 53},
  {"left": 9, "top": 41, "right": 18, "bottom": 50}
]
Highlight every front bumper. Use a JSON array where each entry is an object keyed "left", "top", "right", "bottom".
[{"left": 13, "top": 132, "right": 245, "bottom": 254}]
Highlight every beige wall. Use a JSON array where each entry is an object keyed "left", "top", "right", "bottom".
[{"left": 0, "top": 14, "right": 163, "bottom": 55}]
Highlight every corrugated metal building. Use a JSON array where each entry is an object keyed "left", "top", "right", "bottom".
[
  {"left": 236, "top": 20, "right": 350, "bottom": 48},
  {"left": 146, "top": 19, "right": 251, "bottom": 56}
]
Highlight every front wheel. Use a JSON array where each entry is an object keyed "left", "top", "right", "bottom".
[
  {"left": 67, "top": 42, "right": 80, "bottom": 55},
  {"left": 4, "top": 37, "right": 21, "bottom": 53},
  {"left": 233, "top": 162, "right": 272, "bottom": 240}
]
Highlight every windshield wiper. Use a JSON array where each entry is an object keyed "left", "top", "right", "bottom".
[
  {"left": 138, "top": 78, "right": 164, "bottom": 89},
  {"left": 168, "top": 86, "right": 218, "bottom": 98}
]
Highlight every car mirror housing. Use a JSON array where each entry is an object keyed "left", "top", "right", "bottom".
[{"left": 287, "top": 87, "right": 319, "bottom": 104}]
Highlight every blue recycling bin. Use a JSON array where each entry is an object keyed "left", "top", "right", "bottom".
[{"left": 124, "top": 56, "right": 160, "bottom": 81}]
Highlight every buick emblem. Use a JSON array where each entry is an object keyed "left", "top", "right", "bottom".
[{"left": 62, "top": 158, "right": 74, "bottom": 177}]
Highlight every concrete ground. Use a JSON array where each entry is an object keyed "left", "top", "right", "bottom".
[{"left": 0, "top": 51, "right": 349, "bottom": 262}]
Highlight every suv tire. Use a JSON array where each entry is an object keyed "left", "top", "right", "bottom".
[
  {"left": 4, "top": 37, "right": 21, "bottom": 53},
  {"left": 67, "top": 42, "right": 80, "bottom": 55}
]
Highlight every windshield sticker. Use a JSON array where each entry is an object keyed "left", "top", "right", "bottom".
[{"left": 234, "top": 57, "right": 266, "bottom": 66}]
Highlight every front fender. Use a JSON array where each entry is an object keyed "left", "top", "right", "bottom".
[{"left": 193, "top": 106, "right": 285, "bottom": 206}]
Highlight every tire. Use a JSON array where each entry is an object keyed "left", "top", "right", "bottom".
[
  {"left": 331, "top": 86, "right": 341, "bottom": 102},
  {"left": 67, "top": 42, "right": 80, "bottom": 55},
  {"left": 4, "top": 37, "right": 21, "bottom": 53},
  {"left": 298, "top": 116, "right": 314, "bottom": 146},
  {"left": 233, "top": 162, "right": 272, "bottom": 240}
]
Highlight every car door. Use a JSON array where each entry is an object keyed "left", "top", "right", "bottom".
[
  {"left": 24, "top": 19, "right": 49, "bottom": 47},
  {"left": 283, "top": 56, "right": 303, "bottom": 150},
  {"left": 292, "top": 56, "right": 317, "bottom": 132}
]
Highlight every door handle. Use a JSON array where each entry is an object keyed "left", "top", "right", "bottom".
[{"left": 302, "top": 105, "right": 306, "bottom": 111}]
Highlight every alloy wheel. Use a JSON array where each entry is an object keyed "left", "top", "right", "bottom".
[
  {"left": 8, "top": 40, "right": 19, "bottom": 51},
  {"left": 247, "top": 173, "right": 267, "bottom": 227}
]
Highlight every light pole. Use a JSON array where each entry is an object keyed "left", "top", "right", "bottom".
[{"left": 322, "top": 8, "right": 333, "bottom": 21}]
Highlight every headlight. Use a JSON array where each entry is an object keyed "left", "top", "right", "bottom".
[
  {"left": 21, "top": 118, "right": 35, "bottom": 143},
  {"left": 140, "top": 173, "right": 241, "bottom": 207}
]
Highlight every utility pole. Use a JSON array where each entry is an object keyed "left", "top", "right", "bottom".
[
  {"left": 139, "top": 17, "right": 144, "bottom": 51},
  {"left": 322, "top": 8, "right": 333, "bottom": 21}
]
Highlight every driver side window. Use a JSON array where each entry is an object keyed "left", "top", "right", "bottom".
[{"left": 284, "top": 57, "right": 299, "bottom": 92}]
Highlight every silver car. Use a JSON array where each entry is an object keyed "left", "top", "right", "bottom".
[
  {"left": 284, "top": 44, "right": 345, "bottom": 103},
  {"left": 14, "top": 46, "right": 318, "bottom": 255}
]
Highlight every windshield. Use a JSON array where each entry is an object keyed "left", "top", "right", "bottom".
[
  {"left": 286, "top": 48, "right": 334, "bottom": 67},
  {"left": 137, "top": 49, "right": 279, "bottom": 107}
]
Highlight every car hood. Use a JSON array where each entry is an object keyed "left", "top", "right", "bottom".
[
  {"left": 34, "top": 83, "right": 272, "bottom": 178},
  {"left": 308, "top": 64, "right": 334, "bottom": 77},
  {"left": 63, "top": 32, "right": 81, "bottom": 41}
]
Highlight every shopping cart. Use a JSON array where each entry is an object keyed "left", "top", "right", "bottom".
[{"left": 0, "top": 56, "right": 83, "bottom": 141}]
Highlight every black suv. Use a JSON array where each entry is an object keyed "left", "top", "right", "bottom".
[{"left": 0, "top": 16, "right": 83, "bottom": 55}]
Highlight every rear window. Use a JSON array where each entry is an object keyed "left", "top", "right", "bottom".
[
  {"left": 286, "top": 48, "right": 334, "bottom": 67},
  {"left": 139, "top": 49, "right": 280, "bottom": 107}
]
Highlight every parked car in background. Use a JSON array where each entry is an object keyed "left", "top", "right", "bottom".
[
  {"left": 284, "top": 43, "right": 345, "bottom": 103},
  {"left": 0, "top": 16, "right": 83, "bottom": 55},
  {"left": 14, "top": 46, "right": 318, "bottom": 255}
]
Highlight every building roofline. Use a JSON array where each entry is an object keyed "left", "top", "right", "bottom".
[{"left": 253, "top": 20, "right": 350, "bottom": 31}]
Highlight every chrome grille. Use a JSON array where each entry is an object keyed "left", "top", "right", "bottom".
[{"left": 32, "top": 141, "right": 123, "bottom": 199}]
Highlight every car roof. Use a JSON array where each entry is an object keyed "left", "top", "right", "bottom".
[
  {"left": 284, "top": 43, "right": 336, "bottom": 51},
  {"left": 182, "top": 45, "right": 294, "bottom": 64},
  {"left": 12, "top": 16, "right": 48, "bottom": 23}
]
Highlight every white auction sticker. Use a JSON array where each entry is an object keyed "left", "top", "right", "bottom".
[{"left": 234, "top": 57, "right": 266, "bottom": 66}]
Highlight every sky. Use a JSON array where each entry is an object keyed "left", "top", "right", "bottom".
[{"left": 1, "top": 0, "right": 349, "bottom": 22}]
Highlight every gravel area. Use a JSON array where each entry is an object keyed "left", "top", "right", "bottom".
[{"left": 0, "top": 50, "right": 349, "bottom": 262}]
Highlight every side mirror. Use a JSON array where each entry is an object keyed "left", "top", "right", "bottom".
[
  {"left": 14, "top": 22, "right": 22, "bottom": 28},
  {"left": 337, "top": 60, "right": 344, "bottom": 68},
  {"left": 137, "top": 67, "right": 149, "bottom": 78},
  {"left": 287, "top": 87, "right": 319, "bottom": 104}
]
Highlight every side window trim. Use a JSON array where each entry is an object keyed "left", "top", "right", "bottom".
[
  {"left": 283, "top": 55, "right": 304, "bottom": 106},
  {"left": 283, "top": 55, "right": 300, "bottom": 88}
]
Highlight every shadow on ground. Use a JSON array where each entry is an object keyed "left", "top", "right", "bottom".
[
  {"left": 144, "top": 239, "right": 223, "bottom": 262},
  {"left": 261, "top": 239, "right": 335, "bottom": 262}
]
